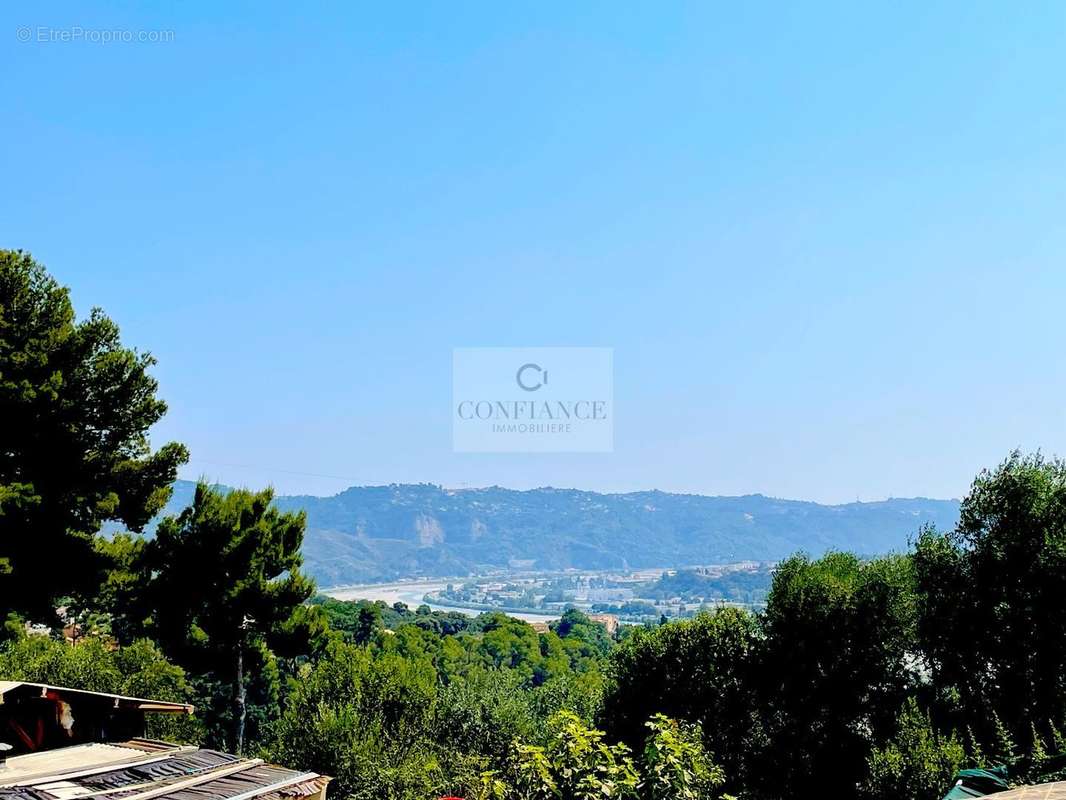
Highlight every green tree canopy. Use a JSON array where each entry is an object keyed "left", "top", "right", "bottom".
[
  {"left": 600, "top": 608, "right": 759, "bottom": 789},
  {"left": 267, "top": 640, "right": 445, "bottom": 800},
  {"left": 551, "top": 608, "right": 615, "bottom": 664},
  {"left": 915, "top": 451, "right": 1066, "bottom": 743},
  {"left": 141, "top": 483, "right": 326, "bottom": 752},
  {"left": 862, "top": 698, "right": 966, "bottom": 800},
  {"left": 752, "top": 551, "right": 918, "bottom": 799},
  {"left": 0, "top": 250, "right": 187, "bottom": 621}
]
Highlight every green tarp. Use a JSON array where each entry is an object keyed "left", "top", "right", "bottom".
[
  {"left": 941, "top": 767, "right": 1011, "bottom": 799},
  {"left": 942, "top": 753, "right": 1066, "bottom": 797}
]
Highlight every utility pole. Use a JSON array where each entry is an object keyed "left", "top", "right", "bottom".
[{"left": 235, "top": 614, "right": 254, "bottom": 756}]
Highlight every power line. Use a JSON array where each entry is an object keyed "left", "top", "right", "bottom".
[{"left": 187, "top": 459, "right": 363, "bottom": 483}]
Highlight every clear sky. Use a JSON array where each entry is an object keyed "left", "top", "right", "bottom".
[{"left": 3, "top": 2, "right": 1065, "bottom": 503}]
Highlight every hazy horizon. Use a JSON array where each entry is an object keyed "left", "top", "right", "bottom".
[{"left": 174, "top": 474, "right": 962, "bottom": 506}]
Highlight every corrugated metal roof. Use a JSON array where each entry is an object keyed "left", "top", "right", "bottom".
[
  {"left": 0, "top": 747, "right": 327, "bottom": 800},
  {"left": 70, "top": 748, "right": 241, "bottom": 792},
  {"left": 0, "top": 683, "right": 192, "bottom": 715},
  {"left": 153, "top": 763, "right": 327, "bottom": 800},
  {"left": 0, "top": 744, "right": 168, "bottom": 786}
]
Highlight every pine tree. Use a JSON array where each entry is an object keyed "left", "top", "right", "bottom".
[
  {"left": 1030, "top": 722, "right": 1048, "bottom": 763},
  {"left": 0, "top": 250, "right": 186, "bottom": 622},
  {"left": 1051, "top": 721, "right": 1066, "bottom": 755},
  {"left": 967, "top": 726, "right": 987, "bottom": 768},
  {"left": 143, "top": 483, "right": 327, "bottom": 753},
  {"left": 991, "top": 712, "right": 1018, "bottom": 765}
]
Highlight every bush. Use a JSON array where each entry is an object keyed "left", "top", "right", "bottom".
[
  {"left": 508, "top": 711, "right": 639, "bottom": 800},
  {"left": 863, "top": 698, "right": 965, "bottom": 800},
  {"left": 264, "top": 641, "right": 450, "bottom": 800},
  {"left": 642, "top": 714, "right": 724, "bottom": 800}
]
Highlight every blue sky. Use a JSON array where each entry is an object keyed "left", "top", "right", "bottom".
[{"left": 3, "top": 2, "right": 1065, "bottom": 502}]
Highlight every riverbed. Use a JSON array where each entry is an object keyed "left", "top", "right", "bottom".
[{"left": 322, "top": 579, "right": 561, "bottom": 623}]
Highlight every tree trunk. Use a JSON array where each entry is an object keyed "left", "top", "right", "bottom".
[{"left": 235, "top": 642, "right": 246, "bottom": 756}]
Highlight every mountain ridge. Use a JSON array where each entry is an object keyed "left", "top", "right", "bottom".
[{"left": 155, "top": 480, "right": 961, "bottom": 585}]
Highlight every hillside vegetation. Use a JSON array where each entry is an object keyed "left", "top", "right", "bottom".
[{"left": 155, "top": 480, "right": 960, "bottom": 584}]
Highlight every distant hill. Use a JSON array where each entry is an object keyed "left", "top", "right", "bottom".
[{"left": 147, "top": 481, "right": 960, "bottom": 586}]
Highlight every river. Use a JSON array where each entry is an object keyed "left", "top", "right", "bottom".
[{"left": 322, "top": 579, "right": 561, "bottom": 623}]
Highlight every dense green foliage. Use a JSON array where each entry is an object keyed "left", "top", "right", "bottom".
[
  {"left": 640, "top": 567, "right": 772, "bottom": 605},
  {"left": 914, "top": 452, "right": 1066, "bottom": 744},
  {"left": 753, "top": 552, "right": 917, "bottom": 797},
  {"left": 311, "top": 596, "right": 481, "bottom": 641},
  {"left": 263, "top": 610, "right": 617, "bottom": 799},
  {"left": 0, "top": 250, "right": 186, "bottom": 622},
  {"left": 595, "top": 453, "right": 1066, "bottom": 798},
  {"left": 266, "top": 638, "right": 727, "bottom": 800},
  {"left": 268, "top": 641, "right": 446, "bottom": 799},
  {"left": 863, "top": 699, "right": 966, "bottom": 800},
  {"left": 640, "top": 714, "right": 725, "bottom": 800},
  {"left": 139, "top": 484, "right": 328, "bottom": 752},
  {"left": 601, "top": 608, "right": 758, "bottom": 787}
]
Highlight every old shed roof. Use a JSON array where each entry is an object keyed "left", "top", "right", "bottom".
[
  {"left": 0, "top": 740, "right": 327, "bottom": 800},
  {"left": 979, "top": 783, "right": 1066, "bottom": 799}
]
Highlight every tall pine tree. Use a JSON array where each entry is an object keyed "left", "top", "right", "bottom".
[
  {"left": 0, "top": 250, "right": 187, "bottom": 623},
  {"left": 143, "top": 483, "right": 326, "bottom": 753}
]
